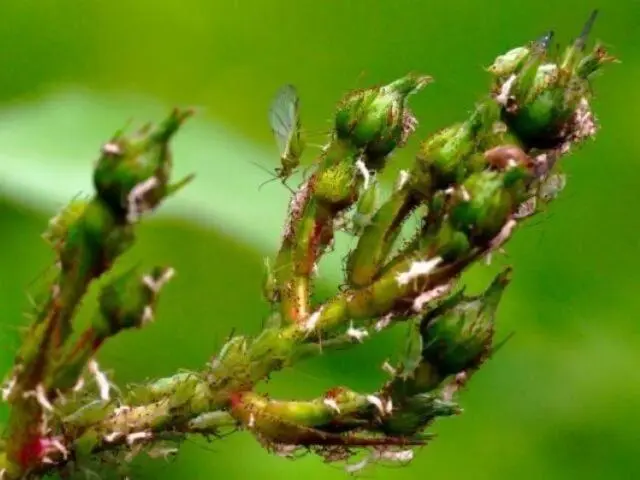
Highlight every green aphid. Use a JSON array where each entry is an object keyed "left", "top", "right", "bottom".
[
  {"left": 487, "top": 29, "right": 555, "bottom": 78},
  {"left": 399, "top": 320, "right": 423, "bottom": 377},
  {"left": 261, "top": 257, "right": 279, "bottom": 304},
  {"left": 259, "top": 84, "right": 305, "bottom": 189},
  {"left": 538, "top": 172, "right": 567, "bottom": 204},
  {"left": 42, "top": 196, "right": 89, "bottom": 251},
  {"left": 350, "top": 179, "right": 379, "bottom": 234},
  {"left": 62, "top": 399, "right": 112, "bottom": 429},
  {"left": 487, "top": 46, "right": 531, "bottom": 77}
]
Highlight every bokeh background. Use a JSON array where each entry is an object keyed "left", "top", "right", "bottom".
[{"left": 1, "top": 0, "right": 639, "bottom": 478}]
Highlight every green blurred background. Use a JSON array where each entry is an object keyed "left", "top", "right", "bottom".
[{"left": 1, "top": 0, "right": 639, "bottom": 478}]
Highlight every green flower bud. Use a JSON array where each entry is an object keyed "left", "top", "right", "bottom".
[
  {"left": 449, "top": 170, "right": 526, "bottom": 242},
  {"left": 432, "top": 223, "right": 472, "bottom": 262},
  {"left": 496, "top": 12, "right": 610, "bottom": 149},
  {"left": 97, "top": 265, "right": 174, "bottom": 336},
  {"left": 93, "top": 108, "right": 194, "bottom": 223},
  {"left": 382, "top": 393, "right": 459, "bottom": 436},
  {"left": 335, "top": 74, "right": 431, "bottom": 157},
  {"left": 412, "top": 102, "right": 500, "bottom": 195},
  {"left": 419, "top": 268, "right": 512, "bottom": 375}
]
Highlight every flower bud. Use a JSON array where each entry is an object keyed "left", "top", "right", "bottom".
[
  {"left": 449, "top": 170, "right": 527, "bottom": 243},
  {"left": 93, "top": 108, "right": 194, "bottom": 223},
  {"left": 419, "top": 268, "right": 512, "bottom": 375},
  {"left": 381, "top": 393, "right": 459, "bottom": 437},
  {"left": 335, "top": 74, "right": 431, "bottom": 158},
  {"left": 97, "top": 266, "right": 174, "bottom": 336},
  {"left": 412, "top": 102, "right": 499, "bottom": 196},
  {"left": 496, "top": 12, "right": 611, "bottom": 150}
]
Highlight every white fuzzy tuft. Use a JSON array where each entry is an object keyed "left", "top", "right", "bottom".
[{"left": 396, "top": 257, "right": 443, "bottom": 286}]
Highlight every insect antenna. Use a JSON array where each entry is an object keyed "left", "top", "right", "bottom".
[
  {"left": 249, "top": 160, "right": 278, "bottom": 177},
  {"left": 257, "top": 176, "right": 282, "bottom": 191},
  {"left": 248, "top": 161, "right": 294, "bottom": 193}
]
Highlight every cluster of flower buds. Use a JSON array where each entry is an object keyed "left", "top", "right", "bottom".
[
  {"left": 488, "top": 10, "right": 611, "bottom": 162},
  {"left": 0, "top": 12, "right": 613, "bottom": 479},
  {"left": 0, "top": 111, "right": 193, "bottom": 478},
  {"left": 252, "top": 11, "right": 612, "bottom": 472},
  {"left": 272, "top": 74, "right": 432, "bottom": 325}
]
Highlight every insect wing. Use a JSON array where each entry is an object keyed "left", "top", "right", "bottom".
[{"left": 268, "top": 84, "right": 300, "bottom": 158}]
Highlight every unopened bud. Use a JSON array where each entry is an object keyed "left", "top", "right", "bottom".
[
  {"left": 497, "top": 13, "right": 611, "bottom": 150},
  {"left": 97, "top": 266, "right": 173, "bottom": 336},
  {"left": 419, "top": 268, "right": 512, "bottom": 374},
  {"left": 93, "top": 108, "right": 194, "bottom": 222},
  {"left": 335, "top": 74, "right": 431, "bottom": 158}
]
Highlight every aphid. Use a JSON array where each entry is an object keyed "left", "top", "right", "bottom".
[
  {"left": 538, "top": 172, "right": 567, "bottom": 203},
  {"left": 487, "top": 46, "right": 531, "bottom": 77},
  {"left": 349, "top": 179, "right": 379, "bottom": 235},
  {"left": 261, "top": 257, "right": 279, "bottom": 304},
  {"left": 514, "top": 196, "right": 538, "bottom": 219},
  {"left": 42, "top": 195, "right": 89, "bottom": 252},
  {"left": 487, "top": 30, "right": 555, "bottom": 78},
  {"left": 258, "top": 84, "right": 305, "bottom": 190}
]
